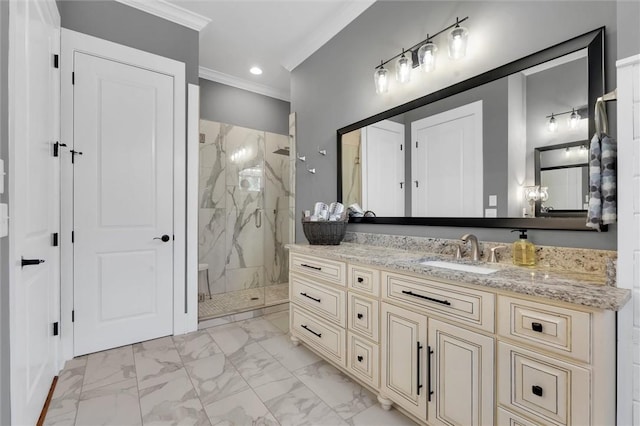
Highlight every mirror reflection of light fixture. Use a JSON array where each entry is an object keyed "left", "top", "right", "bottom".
[
  {"left": 373, "top": 60, "right": 389, "bottom": 94},
  {"left": 417, "top": 37, "right": 438, "bottom": 72},
  {"left": 568, "top": 108, "right": 581, "bottom": 129},
  {"left": 395, "top": 49, "right": 412, "bottom": 84},
  {"left": 448, "top": 18, "right": 469, "bottom": 60},
  {"left": 371, "top": 16, "right": 469, "bottom": 94},
  {"left": 548, "top": 114, "right": 558, "bottom": 132},
  {"left": 523, "top": 185, "right": 550, "bottom": 217}
]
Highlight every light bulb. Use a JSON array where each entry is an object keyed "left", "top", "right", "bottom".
[
  {"left": 548, "top": 114, "right": 558, "bottom": 132},
  {"left": 417, "top": 41, "right": 438, "bottom": 73},
  {"left": 395, "top": 50, "right": 412, "bottom": 84},
  {"left": 569, "top": 108, "right": 581, "bottom": 129},
  {"left": 448, "top": 21, "right": 469, "bottom": 60},
  {"left": 373, "top": 63, "right": 389, "bottom": 94}
]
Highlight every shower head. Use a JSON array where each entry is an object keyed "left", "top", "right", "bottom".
[{"left": 272, "top": 147, "right": 290, "bottom": 156}]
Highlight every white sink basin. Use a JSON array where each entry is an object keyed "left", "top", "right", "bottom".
[{"left": 420, "top": 260, "right": 498, "bottom": 275}]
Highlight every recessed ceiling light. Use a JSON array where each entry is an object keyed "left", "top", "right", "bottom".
[{"left": 250, "top": 66, "right": 263, "bottom": 75}]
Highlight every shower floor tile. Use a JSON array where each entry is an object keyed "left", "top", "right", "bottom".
[{"left": 198, "top": 284, "right": 289, "bottom": 321}]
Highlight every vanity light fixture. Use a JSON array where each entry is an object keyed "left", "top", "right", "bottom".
[
  {"left": 546, "top": 108, "right": 583, "bottom": 132},
  {"left": 396, "top": 49, "right": 412, "bottom": 84},
  {"left": 568, "top": 108, "right": 581, "bottom": 129},
  {"left": 448, "top": 18, "right": 469, "bottom": 60},
  {"left": 547, "top": 114, "right": 558, "bottom": 132},
  {"left": 372, "top": 16, "right": 469, "bottom": 94}
]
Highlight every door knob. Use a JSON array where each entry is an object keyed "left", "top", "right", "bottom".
[
  {"left": 21, "top": 257, "right": 45, "bottom": 268},
  {"left": 153, "top": 234, "right": 171, "bottom": 242}
]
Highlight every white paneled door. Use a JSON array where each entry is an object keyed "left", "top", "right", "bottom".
[
  {"left": 411, "top": 101, "right": 483, "bottom": 217},
  {"left": 8, "top": 1, "right": 60, "bottom": 424},
  {"left": 72, "top": 52, "right": 175, "bottom": 356}
]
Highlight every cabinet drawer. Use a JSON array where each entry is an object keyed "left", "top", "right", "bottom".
[
  {"left": 290, "top": 253, "right": 346, "bottom": 286},
  {"left": 291, "top": 306, "right": 345, "bottom": 366},
  {"left": 382, "top": 271, "right": 495, "bottom": 332},
  {"left": 348, "top": 264, "right": 380, "bottom": 297},
  {"left": 498, "top": 342, "right": 590, "bottom": 426},
  {"left": 348, "top": 293, "right": 379, "bottom": 342},
  {"left": 497, "top": 408, "right": 542, "bottom": 426},
  {"left": 347, "top": 332, "right": 379, "bottom": 389},
  {"left": 498, "top": 296, "right": 591, "bottom": 363},
  {"left": 291, "top": 274, "right": 346, "bottom": 326}
]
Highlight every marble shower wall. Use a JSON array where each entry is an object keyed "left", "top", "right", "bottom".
[{"left": 199, "top": 119, "right": 290, "bottom": 298}]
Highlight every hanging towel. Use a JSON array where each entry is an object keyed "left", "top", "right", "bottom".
[{"left": 586, "top": 132, "right": 617, "bottom": 230}]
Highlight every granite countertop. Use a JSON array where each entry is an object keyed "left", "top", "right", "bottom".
[{"left": 286, "top": 243, "right": 631, "bottom": 311}]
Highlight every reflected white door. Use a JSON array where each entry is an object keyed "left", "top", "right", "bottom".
[
  {"left": 361, "top": 120, "right": 405, "bottom": 216},
  {"left": 73, "top": 52, "right": 175, "bottom": 356},
  {"left": 8, "top": 1, "right": 60, "bottom": 424},
  {"left": 411, "top": 101, "right": 483, "bottom": 217}
]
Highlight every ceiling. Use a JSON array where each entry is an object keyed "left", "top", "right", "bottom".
[{"left": 165, "top": 0, "right": 376, "bottom": 101}]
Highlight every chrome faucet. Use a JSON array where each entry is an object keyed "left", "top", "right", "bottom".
[{"left": 460, "top": 233, "right": 480, "bottom": 261}]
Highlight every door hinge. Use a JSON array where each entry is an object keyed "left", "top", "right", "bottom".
[
  {"left": 72, "top": 310, "right": 75, "bottom": 322},
  {"left": 72, "top": 72, "right": 75, "bottom": 85},
  {"left": 53, "top": 322, "right": 59, "bottom": 336},
  {"left": 71, "top": 231, "right": 74, "bottom": 243},
  {"left": 415, "top": 180, "right": 419, "bottom": 188},
  {"left": 52, "top": 233, "right": 59, "bottom": 247},
  {"left": 400, "top": 144, "right": 403, "bottom": 151},
  {"left": 416, "top": 141, "right": 419, "bottom": 148},
  {"left": 53, "top": 54, "right": 59, "bottom": 69}
]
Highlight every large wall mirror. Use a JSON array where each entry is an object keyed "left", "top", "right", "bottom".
[{"left": 337, "top": 28, "right": 604, "bottom": 231}]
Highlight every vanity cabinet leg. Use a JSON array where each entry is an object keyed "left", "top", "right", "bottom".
[
  {"left": 378, "top": 394, "right": 393, "bottom": 411},
  {"left": 291, "top": 335, "right": 301, "bottom": 346}
]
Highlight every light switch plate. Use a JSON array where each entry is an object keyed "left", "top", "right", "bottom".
[
  {"left": 484, "top": 208, "right": 497, "bottom": 218},
  {"left": 488, "top": 195, "right": 497, "bottom": 207},
  {"left": 0, "top": 203, "right": 8, "bottom": 237},
  {"left": 0, "top": 159, "right": 4, "bottom": 194}
]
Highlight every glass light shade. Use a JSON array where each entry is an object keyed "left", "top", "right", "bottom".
[
  {"left": 448, "top": 25, "right": 469, "bottom": 59},
  {"left": 395, "top": 52, "right": 412, "bottom": 84},
  {"left": 548, "top": 115, "right": 558, "bottom": 132},
  {"left": 568, "top": 109, "right": 581, "bottom": 129},
  {"left": 538, "top": 187, "right": 549, "bottom": 203},
  {"left": 374, "top": 66, "right": 389, "bottom": 94},
  {"left": 417, "top": 42, "right": 438, "bottom": 72}
]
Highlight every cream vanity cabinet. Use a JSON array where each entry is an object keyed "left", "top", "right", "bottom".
[
  {"left": 380, "top": 271, "right": 495, "bottom": 425},
  {"left": 288, "top": 249, "right": 616, "bottom": 426}
]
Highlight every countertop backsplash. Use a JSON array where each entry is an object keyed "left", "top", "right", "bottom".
[{"left": 342, "top": 232, "right": 617, "bottom": 279}]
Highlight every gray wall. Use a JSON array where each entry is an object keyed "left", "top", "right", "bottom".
[
  {"left": 291, "top": 1, "right": 621, "bottom": 249},
  {"left": 56, "top": 0, "right": 199, "bottom": 84},
  {"left": 0, "top": 0, "right": 9, "bottom": 423},
  {"left": 199, "top": 79, "right": 290, "bottom": 135},
  {"left": 617, "top": 0, "right": 640, "bottom": 59}
]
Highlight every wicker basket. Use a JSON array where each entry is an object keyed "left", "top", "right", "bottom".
[{"left": 302, "top": 219, "right": 348, "bottom": 245}]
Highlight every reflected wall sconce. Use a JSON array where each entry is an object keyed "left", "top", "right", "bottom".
[
  {"left": 546, "top": 107, "right": 584, "bottom": 132},
  {"left": 373, "top": 16, "right": 470, "bottom": 94}
]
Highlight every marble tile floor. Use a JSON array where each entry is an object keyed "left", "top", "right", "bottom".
[
  {"left": 44, "top": 311, "right": 416, "bottom": 426},
  {"left": 198, "top": 284, "right": 289, "bottom": 321}
]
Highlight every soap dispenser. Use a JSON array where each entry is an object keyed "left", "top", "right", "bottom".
[{"left": 511, "top": 229, "right": 536, "bottom": 266}]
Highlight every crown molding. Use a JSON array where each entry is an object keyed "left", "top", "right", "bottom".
[
  {"left": 199, "top": 67, "right": 290, "bottom": 102},
  {"left": 281, "top": 0, "right": 375, "bottom": 71},
  {"left": 115, "top": 0, "right": 211, "bottom": 32}
]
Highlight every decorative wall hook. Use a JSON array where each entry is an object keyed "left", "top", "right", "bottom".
[
  {"left": 318, "top": 147, "right": 327, "bottom": 156},
  {"left": 307, "top": 167, "right": 316, "bottom": 174},
  {"left": 297, "top": 154, "right": 306, "bottom": 162}
]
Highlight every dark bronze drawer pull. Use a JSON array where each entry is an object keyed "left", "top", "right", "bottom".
[
  {"left": 532, "top": 385, "right": 543, "bottom": 397},
  {"left": 401, "top": 290, "right": 451, "bottom": 306},
  {"left": 301, "top": 324, "right": 321, "bottom": 338},
  {"left": 300, "top": 292, "right": 321, "bottom": 303},
  {"left": 427, "top": 345, "right": 434, "bottom": 401},
  {"left": 357, "top": 313, "right": 363, "bottom": 319},
  {"left": 357, "top": 355, "right": 363, "bottom": 362},
  {"left": 357, "top": 277, "right": 364, "bottom": 283},
  {"left": 301, "top": 263, "right": 322, "bottom": 271},
  {"left": 531, "top": 322, "right": 543, "bottom": 332}
]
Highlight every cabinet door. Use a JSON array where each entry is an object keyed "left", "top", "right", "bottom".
[
  {"left": 381, "top": 302, "right": 428, "bottom": 420},
  {"left": 428, "top": 319, "right": 494, "bottom": 426}
]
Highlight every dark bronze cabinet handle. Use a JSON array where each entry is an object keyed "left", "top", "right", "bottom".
[
  {"left": 301, "top": 324, "right": 321, "bottom": 338},
  {"left": 417, "top": 342, "right": 423, "bottom": 395},
  {"left": 300, "top": 292, "right": 321, "bottom": 303},
  {"left": 301, "top": 263, "right": 322, "bottom": 271},
  {"left": 402, "top": 290, "right": 451, "bottom": 306},
  {"left": 357, "top": 355, "right": 363, "bottom": 362},
  {"left": 532, "top": 385, "right": 543, "bottom": 397},
  {"left": 357, "top": 313, "right": 363, "bottom": 319},
  {"left": 531, "top": 322, "right": 543, "bottom": 332},
  {"left": 357, "top": 277, "right": 364, "bottom": 283},
  {"left": 21, "top": 257, "right": 45, "bottom": 268},
  {"left": 427, "top": 346, "right": 434, "bottom": 401}
]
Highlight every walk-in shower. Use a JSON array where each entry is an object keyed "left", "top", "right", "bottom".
[{"left": 198, "top": 119, "right": 292, "bottom": 321}]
